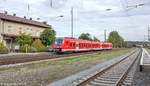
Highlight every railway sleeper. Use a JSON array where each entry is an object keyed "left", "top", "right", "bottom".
[
  {"left": 97, "top": 77, "right": 120, "bottom": 80},
  {"left": 96, "top": 77, "right": 119, "bottom": 81},
  {"left": 93, "top": 79, "right": 117, "bottom": 84},
  {"left": 99, "top": 74, "right": 122, "bottom": 78},
  {"left": 89, "top": 81, "right": 115, "bottom": 86}
]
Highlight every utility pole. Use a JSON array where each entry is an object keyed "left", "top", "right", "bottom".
[
  {"left": 27, "top": 3, "right": 31, "bottom": 18},
  {"left": 104, "top": 29, "right": 107, "bottom": 42},
  {"left": 148, "top": 26, "right": 150, "bottom": 41},
  {"left": 144, "top": 35, "right": 146, "bottom": 42},
  {"left": 50, "top": 0, "right": 53, "bottom": 8},
  {"left": 71, "top": 7, "right": 74, "bottom": 38}
]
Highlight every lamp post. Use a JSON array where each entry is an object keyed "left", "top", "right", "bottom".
[
  {"left": 104, "top": 29, "right": 107, "bottom": 42},
  {"left": 104, "top": 8, "right": 112, "bottom": 42},
  {"left": 55, "top": 8, "right": 113, "bottom": 38},
  {"left": 126, "top": 3, "right": 144, "bottom": 9},
  {"left": 56, "top": 8, "right": 74, "bottom": 38}
]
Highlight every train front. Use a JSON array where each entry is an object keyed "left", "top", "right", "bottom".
[{"left": 51, "top": 37, "right": 64, "bottom": 53}]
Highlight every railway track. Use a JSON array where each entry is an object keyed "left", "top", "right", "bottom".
[
  {"left": 75, "top": 49, "right": 142, "bottom": 86},
  {"left": 0, "top": 51, "right": 102, "bottom": 66}
]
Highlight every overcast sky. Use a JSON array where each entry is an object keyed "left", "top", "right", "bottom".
[{"left": 0, "top": 0, "right": 150, "bottom": 41}]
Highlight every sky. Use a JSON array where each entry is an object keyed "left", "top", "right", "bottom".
[{"left": 0, "top": 0, "right": 150, "bottom": 41}]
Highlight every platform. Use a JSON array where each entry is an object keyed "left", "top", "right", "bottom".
[{"left": 140, "top": 48, "right": 150, "bottom": 71}]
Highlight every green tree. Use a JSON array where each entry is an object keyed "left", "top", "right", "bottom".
[
  {"left": 93, "top": 36, "right": 100, "bottom": 41},
  {"left": 108, "top": 31, "right": 126, "bottom": 48},
  {"left": 40, "top": 27, "right": 56, "bottom": 47},
  {"left": 32, "top": 39, "right": 45, "bottom": 52},
  {"left": 123, "top": 41, "right": 128, "bottom": 48},
  {"left": 0, "top": 41, "right": 9, "bottom": 54},
  {"left": 78, "top": 33, "right": 93, "bottom": 40},
  {"left": 16, "top": 33, "right": 32, "bottom": 52},
  {"left": 16, "top": 33, "right": 32, "bottom": 47}
]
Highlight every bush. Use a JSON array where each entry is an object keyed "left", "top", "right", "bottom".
[
  {"left": 20, "top": 46, "right": 37, "bottom": 53},
  {"left": 16, "top": 33, "right": 32, "bottom": 47},
  {"left": 20, "top": 44, "right": 30, "bottom": 53},
  {"left": 0, "top": 42, "right": 9, "bottom": 54},
  {"left": 31, "top": 39, "right": 46, "bottom": 52}
]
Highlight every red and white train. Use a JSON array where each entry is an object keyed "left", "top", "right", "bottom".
[{"left": 51, "top": 37, "right": 112, "bottom": 53}]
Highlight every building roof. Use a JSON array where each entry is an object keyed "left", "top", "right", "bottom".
[
  {"left": 0, "top": 12, "right": 50, "bottom": 28},
  {"left": 2, "top": 33, "right": 39, "bottom": 38}
]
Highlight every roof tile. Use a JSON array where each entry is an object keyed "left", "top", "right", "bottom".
[{"left": 0, "top": 12, "right": 50, "bottom": 28}]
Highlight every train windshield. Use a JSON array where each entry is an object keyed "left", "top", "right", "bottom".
[{"left": 55, "top": 38, "right": 63, "bottom": 45}]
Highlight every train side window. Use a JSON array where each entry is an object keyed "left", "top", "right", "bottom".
[
  {"left": 74, "top": 43, "right": 76, "bottom": 48},
  {"left": 70, "top": 43, "right": 73, "bottom": 48},
  {"left": 72, "top": 43, "right": 73, "bottom": 46},
  {"left": 76, "top": 43, "right": 79, "bottom": 47},
  {"left": 72, "top": 43, "right": 75, "bottom": 48},
  {"left": 65, "top": 41, "right": 69, "bottom": 46},
  {"left": 66, "top": 41, "right": 68, "bottom": 44}
]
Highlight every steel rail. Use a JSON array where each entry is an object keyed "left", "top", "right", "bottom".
[
  {"left": 115, "top": 48, "right": 142, "bottom": 86},
  {"left": 76, "top": 49, "right": 140, "bottom": 86}
]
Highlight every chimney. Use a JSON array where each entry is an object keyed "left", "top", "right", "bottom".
[
  {"left": 37, "top": 18, "right": 40, "bottom": 20},
  {"left": 43, "top": 21, "right": 47, "bottom": 24},
  {"left": 29, "top": 17, "right": 32, "bottom": 20},
  {"left": 13, "top": 13, "right": 16, "bottom": 16},
  {"left": 24, "top": 16, "right": 26, "bottom": 19},
  {"left": 4, "top": 11, "right": 7, "bottom": 14}
]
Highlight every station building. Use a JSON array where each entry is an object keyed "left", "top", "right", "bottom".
[{"left": 0, "top": 11, "right": 50, "bottom": 51}]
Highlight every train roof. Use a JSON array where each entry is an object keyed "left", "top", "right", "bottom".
[{"left": 56, "top": 37, "right": 113, "bottom": 44}]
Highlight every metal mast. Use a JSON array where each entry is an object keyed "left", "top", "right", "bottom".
[{"left": 71, "top": 7, "right": 74, "bottom": 38}]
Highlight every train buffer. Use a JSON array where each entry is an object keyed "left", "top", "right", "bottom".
[{"left": 140, "top": 48, "right": 150, "bottom": 72}]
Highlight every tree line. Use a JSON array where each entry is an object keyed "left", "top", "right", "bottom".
[
  {"left": 78, "top": 33, "right": 100, "bottom": 41},
  {"left": 16, "top": 27, "right": 127, "bottom": 53},
  {"left": 78, "top": 31, "right": 127, "bottom": 48},
  {"left": 107, "top": 31, "right": 127, "bottom": 48}
]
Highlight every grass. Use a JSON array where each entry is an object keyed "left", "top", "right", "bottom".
[{"left": 0, "top": 48, "right": 134, "bottom": 86}]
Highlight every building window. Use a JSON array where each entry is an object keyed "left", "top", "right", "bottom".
[
  {"left": 8, "top": 29, "right": 11, "bottom": 32},
  {"left": 19, "top": 31, "right": 22, "bottom": 34},
  {"left": 8, "top": 25, "right": 12, "bottom": 28},
  {"left": 19, "top": 27, "right": 22, "bottom": 30}
]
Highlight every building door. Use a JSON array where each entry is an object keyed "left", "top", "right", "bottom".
[{"left": 4, "top": 38, "right": 12, "bottom": 51}]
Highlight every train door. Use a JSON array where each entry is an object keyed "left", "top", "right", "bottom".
[{"left": 76, "top": 41, "right": 79, "bottom": 50}]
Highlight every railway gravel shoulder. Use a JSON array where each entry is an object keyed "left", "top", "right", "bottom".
[
  {"left": 0, "top": 51, "right": 98, "bottom": 66},
  {"left": 75, "top": 49, "right": 140, "bottom": 86},
  {"left": 48, "top": 49, "right": 137, "bottom": 86}
]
